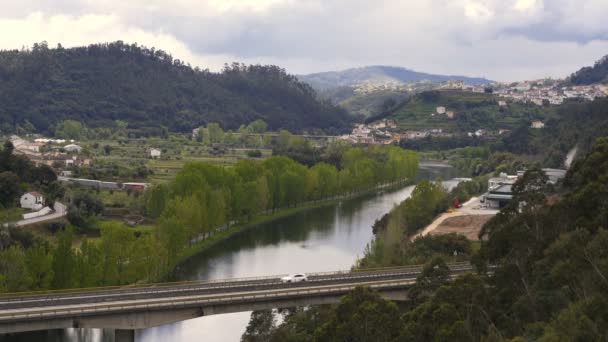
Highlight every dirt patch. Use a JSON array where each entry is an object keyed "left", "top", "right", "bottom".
[{"left": 429, "top": 215, "right": 494, "bottom": 240}]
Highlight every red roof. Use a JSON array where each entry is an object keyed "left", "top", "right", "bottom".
[{"left": 27, "top": 191, "right": 43, "bottom": 197}]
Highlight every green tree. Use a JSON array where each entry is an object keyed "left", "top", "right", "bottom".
[
  {"left": 51, "top": 226, "right": 75, "bottom": 289},
  {"left": 247, "top": 120, "right": 268, "bottom": 133},
  {"left": 0, "top": 246, "right": 32, "bottom": 292},
  {"left": 55, "top": 120, "right": 85, "bottom": 140},
  {"left": 0, "top": 172, "right": 20, "bottom": 207},
  {"left": 25, "top": 243, "right": 53, "bottom": 290},
  {"left": 316, "top": 287, "right": 401, "bottom": 341}
]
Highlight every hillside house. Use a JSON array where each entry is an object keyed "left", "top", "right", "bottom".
[
  {"left": 20, "top": 192, "right": 45, "bottom": 210},
  {"left": 64, "top": 144, "right": 82, "bottom": 153},
  {"left": 531, "top": 121, "right": 545, "bottom": 129},
  {"left": 446, "top": 111, "right": 455, "bottom": 119},
  {"left": 150, "top": 148, "right": 162, "bottom": 158},
  {"left": 436, "top": 106, "right": 446, "bottom": 115}
]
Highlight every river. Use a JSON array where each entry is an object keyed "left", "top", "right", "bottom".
[{"left": 2, "top": 164, "right": 462, "bottom": 342}]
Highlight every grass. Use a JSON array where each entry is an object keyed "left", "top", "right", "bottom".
[{"left": 0, "top": 208, "right": 27, "bottom": 223}]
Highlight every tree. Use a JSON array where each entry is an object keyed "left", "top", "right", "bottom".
[
  {"left": 0, "top": 172, "right": 20, "bottom": 207},
  {"left": 0, "top": 246, "right": 31, "bottom": 292},
  {"left": 316, "top": 287, "right": 401, "bottom": 341},
  {"left": 247, "top": 120, "right": 268, "bottom": 133},
  {"left": 146, "top": 184, "right": 169, "bottom": 218},
  {"left": 207, "top": 123, "right": 224, "bottom": 144},
  {"left": 25, "top": 243, "right": 53, "bottom": 290},
  {"left": 55, "top": 120, "right": 84, "bottom": 140},
  {"left": 51, "top": 226, "right": 75, "bottom": 289},
  {"left": 242, "top": 310, "right": 276, "bottom": 342}
]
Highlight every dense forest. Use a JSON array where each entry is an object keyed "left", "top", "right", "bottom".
[
  {"left": 242, "top": 137, "right": 608, "bottom": 341},
  {"left": 567, "top": 55, "right": 608, "bottom": 85},
  {"left": 0, "top": 42, "right": 353, "bottom": 135}
]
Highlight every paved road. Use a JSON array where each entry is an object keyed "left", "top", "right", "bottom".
[{"left": 10, "top": 202, "right": 67, "bottom": 227}]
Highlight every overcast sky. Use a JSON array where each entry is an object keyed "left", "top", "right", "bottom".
[{"left": 1, "top": 0, "right": 607, "bottom": 81}]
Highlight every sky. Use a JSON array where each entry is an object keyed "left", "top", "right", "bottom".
[{"left": 1, "top": 0, "right": 608, "bottom": 81}]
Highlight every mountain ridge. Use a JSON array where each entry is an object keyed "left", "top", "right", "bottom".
[{"left": 299, "top": 65, "right": 492, "bottom": 91}]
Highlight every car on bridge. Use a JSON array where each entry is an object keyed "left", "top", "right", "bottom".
[{"left": 280, "top": 273, "right": 308, "bottom": 283}]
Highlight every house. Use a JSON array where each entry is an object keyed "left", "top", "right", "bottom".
[
  {"left": 63, "top": 144, "right": 82, "bottom": 153},
  {"left": 498, "top": 100, "right": 507, "bottom": 107},
  {"left": 446, "top": 111, "right": 455, "bottom": 119},
  {"left": 436, "top": 106, "right": 446, "bottom": 115},
  {"left": 531, "top": 121, "right": 545, "bottom": 129},
  {"left": 20, "top": 192, "right": 45, "bottom": 210},
  {"left": 150, "top": 148, "right": 162, "bottom": 159}
]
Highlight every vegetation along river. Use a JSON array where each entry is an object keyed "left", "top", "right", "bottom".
[{"left": 6, "top": 163, "right": 463, "bottom": 342}]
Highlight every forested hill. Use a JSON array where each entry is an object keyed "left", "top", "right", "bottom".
[
  {"left": 0, "top": 42, "right": 353, "bottom": 135},
  {"left": 567, "top": 54, "right": 608, "bottom": 85},
  {"left": 300, "top": 65, "right": 492, "bottom": 91}
]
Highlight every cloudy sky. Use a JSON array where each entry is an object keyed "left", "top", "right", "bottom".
[{"left": 1, "top": 0, "right": 607, "bottom": 81}]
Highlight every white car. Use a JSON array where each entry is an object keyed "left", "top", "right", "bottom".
[{"left": 280, "top": 273, "right": 308, "bottom": 283}]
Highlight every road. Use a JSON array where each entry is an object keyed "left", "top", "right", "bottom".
[{"left": 9, "top": 202, "right": 67, "bottom": 227}]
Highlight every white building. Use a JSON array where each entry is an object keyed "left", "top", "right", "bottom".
[
  {"left": 436, "top": 106, "right": 446, "bottom": 115},
  {"left": 531, "top": 121, "right": 545, "bottom": 129},
  {"left": 498, "top": 100, "right": 508, "bottom": 107},
  {"left": 150, "top": 148, "right": 162, "bottom": 158},
  {"left": 64, "top": 144, "right": 82, "bottom": 153},
  {"left": 20, "top": 192, "right": 45, "bottom": 210},
  {"left": 446, "top": 111, "right": 455, "bottom": 119}
]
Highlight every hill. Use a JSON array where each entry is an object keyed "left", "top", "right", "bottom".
[
  {"left": 567, "top": 55, "right": 608, "bottom": 85},
  {"left": 299, "top": 65, "right": 492, "bottom": 91},
  {"left": 0, "top": 42, "right": 353, "bottom": 135},
  {"left": 381, "top": 90, "right": 544, "bottom": 132}
]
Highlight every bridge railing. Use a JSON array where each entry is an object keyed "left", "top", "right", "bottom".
[{"left": 0, "top": 262, "right": 471, "bottom": 299}]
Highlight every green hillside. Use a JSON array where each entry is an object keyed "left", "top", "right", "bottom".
[
  {"left": 389, "top": 90, "right": 545, "bottom": 132},
  {"left": 567, "top": 55, "right": 608, "bottom": 85},
  {"left": 0, "top": 42, "right": 353, "bottom": 135}
]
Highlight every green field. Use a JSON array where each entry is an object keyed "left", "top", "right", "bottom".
[{"left": 79, "top": 136, "right": 273, "bottom": 183}]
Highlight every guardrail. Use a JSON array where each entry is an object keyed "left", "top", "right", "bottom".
[
  {"left": 0, "top": 263, "right": 472, "bottom": 301},
  {"left": 2, "top": 262, "right": 472, "bottom": 297}
]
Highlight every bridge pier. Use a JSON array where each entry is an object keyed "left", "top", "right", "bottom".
[{"left": 115, "top": 329, "right": 135, "bottom": 342}]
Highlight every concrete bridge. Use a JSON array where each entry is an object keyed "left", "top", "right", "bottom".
[{"left": 0, "top": 263, "right": 473, "bottom": 341}]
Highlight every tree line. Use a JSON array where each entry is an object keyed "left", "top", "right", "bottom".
[{"left": 147, "top": 145, "right": 418, "bottom": 264}]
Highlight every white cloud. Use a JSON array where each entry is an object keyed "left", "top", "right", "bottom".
[{"left": 0, "top": 0, "right": 607, "bottom": 81}]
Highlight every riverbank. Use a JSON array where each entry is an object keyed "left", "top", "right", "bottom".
[{"left": 162, "top": 179, "right": 414, "bottom": 280}]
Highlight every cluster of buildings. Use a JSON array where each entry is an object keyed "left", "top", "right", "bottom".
[
  {"left": 10, "top": 135, "right": 89, "bottom": 168},
  {"left": 339, "top": 120, "right": 452, "bottom": 145},
  {"left": 438, "top": 80, "right": 487, "bottom": 93},
  {"left": 494, "top": 82, "right": 608, "bottom": 106}
]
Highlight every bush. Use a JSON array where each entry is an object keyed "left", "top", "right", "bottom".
[{"left": 246, "top": 150, "right": 263, "bottom": 158}]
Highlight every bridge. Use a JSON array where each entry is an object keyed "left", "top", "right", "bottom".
[{"left": 0, "top": 263, "right": 473, "bottom": 341}]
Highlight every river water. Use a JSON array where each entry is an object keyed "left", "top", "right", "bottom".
[{"left": 2, "top": 164, "right": 461, "bottom": 342}]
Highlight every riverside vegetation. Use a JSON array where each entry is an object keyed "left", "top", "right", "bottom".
[
  {"left": 0, "top": 145, "right": 418, "bottom": 292},
  {"left": 241, "top": 137, "right": 608, "bottom": 341}
]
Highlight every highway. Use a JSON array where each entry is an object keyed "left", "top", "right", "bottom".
[{"left": 0, "top": 263, "right": 474, "bottom": 335}]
